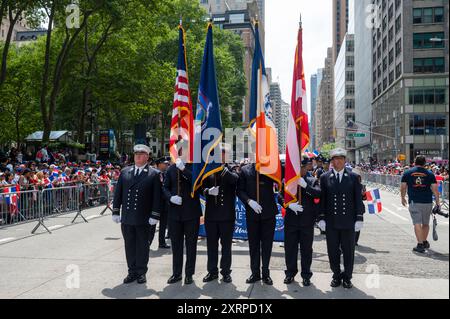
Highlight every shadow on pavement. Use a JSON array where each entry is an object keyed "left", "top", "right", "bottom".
[
  {"left": 280, "top": 280, "right": 376, "bottom": 299},
  {"left": 101, "top": 283, "right": 157, "bottom": 299}
]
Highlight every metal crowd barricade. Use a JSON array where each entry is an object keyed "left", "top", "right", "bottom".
[
  {"left": 0, "top": 189, "right": 40, "bottom": 226},
  {"left": 1, "top": 181, "right": 117, "bottom": 233}
]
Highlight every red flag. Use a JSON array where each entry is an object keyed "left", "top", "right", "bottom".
[
  {"left": 169, "top": 23, "right": 194, "bottom": 163},
  {"left": 284, "top": 25, "right": 310, "bottom": 205}
]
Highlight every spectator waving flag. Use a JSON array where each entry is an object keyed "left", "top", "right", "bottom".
[
  {"left": 249, "top": 21, "right": 282, "bottom": 191},
  {"left": 284, "top": 20, "right": 310, "bottom": 205},
  {"left": 191, "top": 22, "right": 223, "bottom": 197},
  {"left": 169, "top": 21, "right": 194, "bottom": 163},
  {"left": 366, "top": 189, "right": 382, "bottom": 214},
  {"left": 3, "top": 186, "right": 19, "bottom": 216}
]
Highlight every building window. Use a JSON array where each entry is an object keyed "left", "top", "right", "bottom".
[
  {"left": 395, "top": 15, "right": 401, "bottom": 33},
  {"left": 383, "top": 77, "right": 387, "bottom": 90},
  {"left": 413, "top": 32, "right": 445, "bottom": 49},
  {"left": 395, "top": 0, "right": 401, "bottom": 11},
  {"left": 346, "top": 71, "right": 354, "bottom": 81},
  {"left": 388, "top": 26, "right": 394, "bottom": 43},
  {"left": 395, "top": 39, "right": 402, "bottom": 56},
  {"left": 410, "top": 114, "right": 447, "bottom": 135},
  {"left": 413, "top": 57, "right": 445, "bottom": 73},
  {"left": 383, "top": 57, "right": 387, "bottom": 71},
  {"left": 200, "top": 0, "right": 208, "bottom": 4},
  {"left": 409, "top": 88, "right": 447, "bottom": 105},
  {"left": 389, "top": 70, "right": 394, "bottom": 85},
  {"left": 413, "top": 7, "right": 445, "bottom": 24},
  {"left": 345, "top": 99, "right": 354, "bottom": 109},
  {"left": 389, "top": 48, "right": 394, "bottom": 64},
  {"left": 396, "top": 62, "right": 402, "bottom": 78}
]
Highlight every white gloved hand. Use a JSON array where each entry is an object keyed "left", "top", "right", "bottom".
[
  {"left": 318, "top": 220, "right": 326, "bottom": 232},
  {"left": 112, "top": 215, "right": 121, "bottom": 224},
  {"left": 149, "top": 218, "right": 158, "bottom": 225},
  {"left": 208, "top": 186, "right": 220, "bottom": 196},
  {"left": 355, "top": 221, "right": 364, "bottom": 232},
  {"left": 175, "top": 158, "right": 185, "bottom": 171},
  {"left": 288, "top": 203, "right": 304, "bottom": 215},
  {"left": 299, "top": 177, "right": 307, "bottom": 189},
  {"left": 248, "top": 200, "right": 263, "bottom": 214},
  {"left": 170, "top": 195, "right": 183, "bottom": 206}
]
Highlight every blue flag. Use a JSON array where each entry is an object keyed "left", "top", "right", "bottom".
[{"left": 192, "top": 23, "right": 223, "bottom": 197}]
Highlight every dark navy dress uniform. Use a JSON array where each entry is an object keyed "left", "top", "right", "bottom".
[
  {"left": 237, "top": 163, "right": 279, "bottom": 280},
  {"left": 202, "top": 164, "right": 239, "bottom": 278},
  {"left": 113, "top": 164, "right": 161, "bottom": 277},
  {"left": 149, "top": 169, "right": 169, "bottom": 248},
  {"left": 163, "top": 163, "right": 202, "bottom": 278},
  {"left": 284, "top": 176, "right": 321, "bottom": 281},
  {"left": 319, "top": 168, "right": 364, "bottom": 282}
]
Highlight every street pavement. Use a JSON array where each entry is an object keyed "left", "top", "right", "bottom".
[{"left": 0, "top": 189, "right": 448, "bottom": 299}]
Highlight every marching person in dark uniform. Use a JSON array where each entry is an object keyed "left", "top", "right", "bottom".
[
  {"left": 163, "top": 157, "right": 202, "bottom": 285},
  {"left": 112, "top": 144, "right": 161, "bottom": 285},
  {"left": 237, "top": 163, "right": 280, "bottom": 285},
  {"left": 149, "top": 157, "right": 171, "bottom": 249},
  {"left": 313, "top": 155, "right": 325, "bottom": 178},
  {"left": 283, "top": 157, "right": 321, "bottom": 286},
  {"left": 318, "top": 148, "right": 364, "bottom": 289},
  {"left": 201, "top": 143, "right": 239, "bottom": 284}
]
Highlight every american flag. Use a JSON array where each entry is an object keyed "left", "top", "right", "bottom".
[{"left": 169, "top": 22, "right": 194, "bottom": 163}]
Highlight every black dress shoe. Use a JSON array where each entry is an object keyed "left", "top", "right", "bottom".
[
  {"left": 203, "top": 273, "right": 219, "bottom": 282},
  {"left": 262, "top": 276, "right": 273, "bottom": 285},
  {"left": 423, "top": 241, "right": 430, "bottom": 249},
  {"left": 137, "top": 274, "right": 147, "bottom": 284},
  {"left": 123, "top": 274, "right": 137, "bottom": 284},
  {"left": 222, "top": 274, "right": 232, "bottom": 283},
  {"left": 330, "top": 278, "right": 342, "bottom": 287},
  {"left": 167, "top": 274, "right": 182, "bottom": 284},
  {"left": 159, "top": 243, "right": 171, "bottom": 249},
  {"left": 246, "top": 274, "right": 261, "bottom": 284},
  {"left": 284, "top": 276, "right": 294, "bottom": 284},
  {"left": 302, "top": 278, "right": 311, "bottom": 286},
  {"left": 184, "top": 276, "right": 193, "bottom": 285},
  {"left": 343, "top": 280, "right": 353, "bottom": 289}
]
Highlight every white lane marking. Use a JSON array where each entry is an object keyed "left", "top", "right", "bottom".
[
  {"left": 48, "top": 225, "right": 64, "bottom": 231},
  {"left": 383, "top": 207, "right": 409, "bottom": 221},
  {"left": 0, "top": 237, "right": 15, "bottom": 244},
  {"left": 86, "top": 215, "right": 101, "bottom": 220}
]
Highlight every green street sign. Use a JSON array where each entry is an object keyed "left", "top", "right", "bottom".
[{"left": 347, "top": 133, "right": 366, "bottom": 138}]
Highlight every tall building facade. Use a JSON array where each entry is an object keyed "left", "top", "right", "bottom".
[
  {"left": 332, "top": 0, "right": 350, "bottom": 62},
  {"left": 1, "top": 16, "right": 29, "bottom": 42},
  {"left": 354, "top": 0, "right": 373, "bottom": 163},
  {"left": 201, "top": 0, "right": 265, "bottom": 125},
  {"left": 270, "top": 82, "right": 289, "bottom": 153},
  {"left": 316, "top": 48, "right": 335, "bottom": 149},
  {"left": 371, "top": 0, "right": 449, "bottom": 164},
  {"left": 310, "top": 74, "right": 318, "bottom": 150},
  {"left": 334, "top": 34, "right": 356, "bottom": 162}
]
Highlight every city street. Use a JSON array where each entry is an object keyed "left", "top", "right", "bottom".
[{"left": 0, "top": 189, "right": 448, "bottom": 299}]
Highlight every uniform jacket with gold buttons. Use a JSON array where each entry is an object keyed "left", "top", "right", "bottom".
[
  {"left": 318, "top": 168, "right": 364, "bottom": 230},
  {"left": 202, "top": 164, "right": 239, "bottom": 222},
  {"left": 112, "top": 165, "right": 161, "bottom": 226}
]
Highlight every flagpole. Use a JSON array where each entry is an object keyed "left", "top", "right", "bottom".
[
  {"left": 177, "top": 17, "right": 183, "bottom": 196},
  {"left": 297, "top": 13, "right": 302, "bottom": 206}
]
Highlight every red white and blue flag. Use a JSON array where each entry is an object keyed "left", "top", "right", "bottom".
[
  {"left": 366, "top": 189, "right": 382, "bottom": 214},
  {"left": 3, "top": 186, "right": 19, "bottom": 215}
]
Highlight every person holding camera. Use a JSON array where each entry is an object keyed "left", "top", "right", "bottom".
[{"left": 400, "top": 155, "right": 441, "bottom": 253}]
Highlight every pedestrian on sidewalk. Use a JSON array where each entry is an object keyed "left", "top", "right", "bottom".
[{"left": 400, "top": 155, "right": 441, "bottom": 253}]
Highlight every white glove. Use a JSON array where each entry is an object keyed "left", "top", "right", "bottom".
[
  {"left": 299, "top": 177, "right": 307, "bottom": 189},
  {"left": 149, "top": 218, "right": 158, "bottom": 225},
  {"left": 355, "top": 221, "right": 364, "bottom": 232},
  {"left": 208, "top": 186, "right": 220, "bottom": 196},
  {"left": 318, "top": 220, "right": 326, "bottom": 232},
  {"left": 175, "top": 158, "right": 185, "bottom": 171},
  {"left": 288, "top": 203, "right": 304, "bottom": 215},
  {"left": 170, "top": 195, "right": 182, "bottom": 206},
  {"left": 248, "top": 200, "right": 263, "bottom": 214},
  {"left": 112, "top": 215, "right": 121, "bottom": 224}
]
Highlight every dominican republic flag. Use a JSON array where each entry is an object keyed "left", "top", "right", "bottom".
[
  {"left": 249, "top": 21, "right": 282, "bottom": 191},
  {"left": 3, "top": 186, "right": 19, "bottom": 215},
  {"left": 284, "top": 22, "right": 309, "bottom": 205},
  {"left": 366, "top": 189, "right": 382, "bottom": 214},
  {"left": 169, "top": 20, "right": 194, "bottom": 163},
  {"left": 191, "top": 22, "right": 223, "bottom": 197}
]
